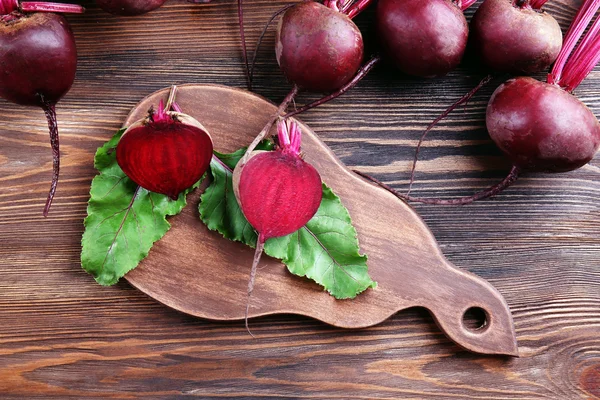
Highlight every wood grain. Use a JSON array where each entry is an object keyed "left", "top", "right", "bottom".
[{"left": 0, "top": 0, "right": 599, "bottom": 398}]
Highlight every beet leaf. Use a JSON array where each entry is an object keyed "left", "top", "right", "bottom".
[
  {"left": 81, "top": 129, "right": 199, "bottom": 285},
  {"left": 200, "top": 146, "right": 376, "bottom": 299}
]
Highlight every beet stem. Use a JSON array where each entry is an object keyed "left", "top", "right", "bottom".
[
  {"left": 354, "top": 166, "right": 520, "bottom": 205},
  {"left": 41, "top": 102, "right": 59, "bottom": 217},
  {"left": 284, "top": 56, "right": 381, "bottom": 119},
  {"left": 240, "top": 85, "right": 299, "bottom": 166},
  {"left": 528, "top": 0, "right": 549, "bottom": 9},
  {"left": 237, "top": 0, "right": 251, "bottom": 90},
  {"left": 211, "top": 154, "right": 233, "bottom": 172},
  {"left": 0, "top": 0, "right": 17, "bottom": 13},
  {"left": 407, "top": 74, "right": 494, "bottom": 196},
  {"left": 19, "top": 2, "right": 85, "bottom": 13},
  {"left": 561, "top": 12, "right": 600, "bottom": 91},
  {"left": 458, "top": 0, "right": 478, "bottom": 10},
  {"left": 345, "top": 0, "right": 373, "bottom": 19},
  {"left": 549, "top": 0, "right": 600, "bottom": 87},
  {"left": 245, "top": 235, "right": 265, "bottom": 337},
  {"left": 249, "top": 3, "right": 294, "bottom": 84},
  {"left": 164, "top": 85, "right": 178, "bottom": 113}
]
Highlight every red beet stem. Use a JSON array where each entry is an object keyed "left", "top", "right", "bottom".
[
  {"left": 355, "top": 166, "right": 520, "bottom": 205},
  {"left": 245, "top": 233, "right": 265, "bottom": 337},
  {"left": 237, "top": 0, "right": 251, "bottom": 90},
  {"left": 278, "top": 119, "right": 302, "bottom": 155},
  {"left": 548, "top": 0, "right": 600, "bottom": 89},
  {"left": 406, "top": 74, "right": 494, "bottom": 196},
  {"left": 284, "top": 56, "right": 380, "bottom": 118},
  {"left": 41, "top": 101, "right": 59, "bottom": 217},
  {"left": 458, "top": 0, "right": 478, "bottom": 10},
  {"left": 561, "top": 15, "right": 600, "bottom": 91},
  {"left": 19, "top": 2, "right": 84, "bottom": 13},
  {"left": 0, "top": 0, "right": 17, "bottom": 13},
  {"left": 249, "top": 4, "right": 294, "bottom": 84},
  {"left": 528, "top": 0, "right": 550, "bottom": 9},
  {"left": 239, "top": 85, "right": 299, "bottom": 166},
  {"left": 345, "top": 0, "right": 373, "bottom": 19}
]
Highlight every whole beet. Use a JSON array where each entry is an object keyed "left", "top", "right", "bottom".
[
  {"left": 376, "top": 0, "right": 468, "bottom": 77},
  {"left": 96, "top": 0, "right": 167, "bottom": 15},
  {"left": 470, "top": 0, "right": 562, "bottom": 74},
  {"left": 0, "top": 12, "right": 76, "bottom": 106},
  {"left": 487, "top": 77, "right": 600, "bottom": 172},
  {"left": 276, "top": 1, "right": 364, "bottom": 92},
  {"left": 0, "top": 11, "right": 77, "bottom": 215}
]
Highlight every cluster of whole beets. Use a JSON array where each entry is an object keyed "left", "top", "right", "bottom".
[{"left": 1, "top": 0, "right": 600, "bottom": 215}]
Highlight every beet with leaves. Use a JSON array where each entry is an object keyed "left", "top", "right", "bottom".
[{"left": 233, "top": 119, "right": 322, "bottom": 332}]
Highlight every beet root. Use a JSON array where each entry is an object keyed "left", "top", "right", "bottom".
[
  {"left": 470, "top": 0, "right": 562, "bottom": 74},
  {"left": 487, "top": 77, "right": 600, "bottom": 172},
  {"left": 0, "top": 12, "right": 76, "bottom": 106},
  {"left": 276, "top": 1, "right": 364, "bottom": 92},
  {"left": 234, "top": 119, "right": 322, "bottom": 334},
  {"left": 0, "top": 11, "right": 77, "bottom": 216},
  {"left": 376, "top": 0, "right": 468, "bottom": 77},
  {"left": 96, "top": 0, "right": 167, "bottom": 15},
  {"left": 233, "top": 120, "right": 322, "bottom": 240},
  {"left": 117, "top": 103, "right": 214, "bottom": 199}
]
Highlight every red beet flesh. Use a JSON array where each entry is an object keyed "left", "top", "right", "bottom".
[
  {"left": 96, "top": 0, "right": 167, "bottom": 15},
  {"left": 234, "top": 121, "right": 322, "bottom": 240},
  {"left": 117, "top": 111, "right": 214, "bottom": 199},
  {"left": 470, "top": 0, "right": 562, "bottom": 74},
  {"left": 376, "top": 0, "right": 468, "bottom": 77},
  {"left": 487, "top": 77, "right": 600, "bottom": 172},
  {"left": 276, "top": 1, "right": 364, "bottom": 92},
  {"left": 0, "top": 12, "right": 76, "bottom": 106}
]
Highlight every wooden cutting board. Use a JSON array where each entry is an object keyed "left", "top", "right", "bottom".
[{"left": 123, "top": 84, "right": 518, "bottom": 357}]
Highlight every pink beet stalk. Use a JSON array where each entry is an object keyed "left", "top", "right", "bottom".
[
  {"left": 458, "top": 0, "right": 478, "bottom": 10},
  {"left": 528, "top": 0, "right": 550, "bottom": 9},
  {"left": 0, "top": 0, "right": 84, "bottom": 14},
  {"left": 548, "top": 0, "right": 600, "bottom": 89}
]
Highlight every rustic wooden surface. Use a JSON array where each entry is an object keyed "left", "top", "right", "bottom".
[
  {"left": 124, "top": 84, "right": 518, "bottom": 356},
  {"left": 0, "top": 0, "right": 598, "bottom": 398}
]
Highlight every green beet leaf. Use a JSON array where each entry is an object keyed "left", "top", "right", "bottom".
[
  {"left": 264, "top": 184, "right": 376, "bottom": 299},
  {"left": 199, "top": 147, "right": 376, "bottom": 299},
  {"left": 199, "top": 143, "right": 272, "bottom": 246},
  {"left": 81, "top": 129, "right": 198, "bottom": 286}
]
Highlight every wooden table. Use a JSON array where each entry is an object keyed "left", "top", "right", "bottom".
[{"left": 1, "top": 0, "right": 599, "bottom": 398}]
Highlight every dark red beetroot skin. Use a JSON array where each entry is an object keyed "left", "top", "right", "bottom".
[
  {"left": 96, "top": 0, "right": 167, "bottom": 16},
  {"left": 487, "top": 77, "right": 600, "bottom": 172},
  {"left": 376, "top": 0, "right": 468, "bottom": 77},
  {"left": 0, "top": 13, "right": 76, "bottom": 106},
  {"left": 276, "top": 1, "right": 364, "bottom": 92},
  {"left": 470, "top": 0, "right": 562, "bottom": 74},
  {"left": 116, "top": 111, "right": 214, "bottom": 199}
]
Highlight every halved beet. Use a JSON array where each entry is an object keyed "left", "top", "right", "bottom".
[{"left": 117, "top": 108, "right": 213, "bottom": 199}]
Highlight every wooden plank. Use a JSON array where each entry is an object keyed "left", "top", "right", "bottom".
[{"left": 0, "top": 0, "right": 599, "bottom": 398}]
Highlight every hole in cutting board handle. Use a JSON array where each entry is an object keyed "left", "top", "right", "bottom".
[{"left": 462, "top": 307, "right": 489, "bottom": 332}]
